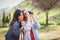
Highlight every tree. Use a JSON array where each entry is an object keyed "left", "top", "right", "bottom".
[
  {"left": 32, "top": 0, "right": 59, "bottom": 26},
  {"left": 2, "top": 8, "right": 6, "bottom": 27},
  {"left": 5, "top": 12, "right": 11, "bottom": 27},
  {"left": 2, "top": 9, "right": 11, "bottom": 27}
]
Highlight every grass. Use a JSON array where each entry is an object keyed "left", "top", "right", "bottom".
[
  {"left": 0, "top": 27, "right": 8, "bottom": 40},
  {"left": 0, "top": 25, "right": 60, "bottom": 40},
  {"left": 38, "top": 25, "right": 60, "bottom": 33},
  {"left": 0, "top": 27, "right": 9, "bottom": 34},
  {"left": 0, "top": 25, "right": 60, "bottom": 34}
]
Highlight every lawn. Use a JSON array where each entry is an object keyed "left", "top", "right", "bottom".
[
  {"left": 0, "top": 27, "right": 9, "bottom": 35},
  {"left": 0, "top": 25, "right": 60, "bottom": 40}
]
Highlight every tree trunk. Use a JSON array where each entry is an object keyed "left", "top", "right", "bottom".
[{"left": 46, "top": 9, "right": 49, "bottom": 26}]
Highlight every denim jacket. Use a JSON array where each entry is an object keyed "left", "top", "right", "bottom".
[{"left": 5, "top": 21, "right": 23, "bottom": 40}]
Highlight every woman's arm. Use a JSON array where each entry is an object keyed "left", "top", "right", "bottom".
[
  {"left": 12, "top": 22, "right": 23, "bottom": 36},
  {"left": 31, "top": 18, "right": 41, "bottom": 29},
  {"left": 21, "top": 21, "right": 31, "bottom": 32},
  {"left": 31, "top": 13, "right": 41, "bottom": 29}
]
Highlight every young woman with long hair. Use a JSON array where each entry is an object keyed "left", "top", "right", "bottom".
[
  {"left": 22, "top": 10, "right": 41, "bottom": 40},
  {"left": 5, "top": 9, "right": 24, "bottom": 40}
]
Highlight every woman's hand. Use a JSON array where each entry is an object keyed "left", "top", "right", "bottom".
[
  {"left": 30, "top": 12, "right": 35, "bottom": 18},
  {"left": 31, "top": 12, "right": 37, "bottom": 24},
  {"left": 21, "top": 21, "right": 26, "bottom": 29}
]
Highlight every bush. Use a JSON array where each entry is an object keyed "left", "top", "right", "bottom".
[
  {"left": 40, "top": 21, "right": 55, "bottom": 25},
  {"left": 40, "top": 21, "right": 46, "bottom": 25},
  {"left": 57, "top": 22, "right": 60, "bottom": 25},
  {"left": 48, "top": 22, "right": 55, "bottom": 25}
]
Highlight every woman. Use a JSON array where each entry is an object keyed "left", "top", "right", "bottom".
[
  {"left": 28, "top": 10, "right": 41, "bottom": 40},
  {"left": 22, "top": 10, "right": 31, "bottom": 40},
  {"left": 22, "top": 10, "right": 41, "bottom": 40},
  {"left": 5, "top": 9, "right": 24, "bottom": 40}
]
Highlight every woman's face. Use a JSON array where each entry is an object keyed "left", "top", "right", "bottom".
[
  {"left": 23, "top": 11, "right": 29, "bottom": 18},
  {"left": 18, "top": 12, "right": 23, "bottom": 21}
]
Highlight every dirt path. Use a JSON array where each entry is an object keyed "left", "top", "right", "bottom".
[
  {"left": 39, "top": 29, "right": 60, "bottom": 40},
  {"left": 0, "top": 29, "right": 60, "bottom": 40},
  {"left": 0, "top": 34, "right": 5, "bottom": 40}
]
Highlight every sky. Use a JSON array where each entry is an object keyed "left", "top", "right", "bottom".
[{"left": 0, "top": 0, "right": 24, "bottom": 9}]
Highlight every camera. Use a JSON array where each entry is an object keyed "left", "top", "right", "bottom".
[{"left": 28, "top": 10, "right": 33, "bottom": 14}]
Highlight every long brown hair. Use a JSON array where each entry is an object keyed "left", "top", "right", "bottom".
[
  {"left": 22, "top": 10, "right": 27, "bottom": 21},
  {"left": 10, "top": 9, "right": 22, "bottom": 26}
]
